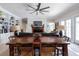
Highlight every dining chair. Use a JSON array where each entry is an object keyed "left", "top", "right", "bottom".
[
  {"left": 56, "top": 36, "right": 70, "bottom": 56},
  {"left": 8, "top": 36, "right": 21, "bottom": 56},
  {"left": 8, "top": 36, "right": 16, "bottom": 41},
  {"left": 32, "top": 39, "right": 41, "bottom": 56}
]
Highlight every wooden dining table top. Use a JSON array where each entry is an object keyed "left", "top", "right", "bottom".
[{"left": 6, "top": 36, "right": 70, "bottom": 45}]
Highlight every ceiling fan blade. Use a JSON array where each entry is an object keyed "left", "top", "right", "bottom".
[
  {"left": 26, "top": 4, "right": 36, "bottom": 10},
  {"left": 39, "top": 11, "right": 44, "bottom": 14},
  {"left": 40, "top": 10, "right": 49, "bottom": 12},
  {"left": 25, "top": 8, "right": 34, "bottom": 11},
  {"left": 36, "top": 3, "right": 41, "bottom": 11},
  {"left": 40, "top": 6, "right": 50, "bottom": 11}
]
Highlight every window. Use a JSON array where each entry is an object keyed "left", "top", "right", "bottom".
[
  {"left": 59, "top": 20, "right": 65, "bottom": 36},
  {"left": 65, "top": 19, "right": 71, "bottom": 38},
  {"left": 76, "top": 17, "right": 79, "bottom": 41},
  {"left": 60, "top": 21, "right": 65, "bottom": 25},
  {"left": 47, "top": 23, "right": 55, "bottom": 32}
]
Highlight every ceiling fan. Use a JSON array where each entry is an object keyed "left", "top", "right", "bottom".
[{"left": 25, "top": 3, "right": 50, "bottom": 15}]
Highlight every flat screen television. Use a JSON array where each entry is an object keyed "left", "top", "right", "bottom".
[{"left": 33, "top": 21, "right": 42, "bottom": 27}]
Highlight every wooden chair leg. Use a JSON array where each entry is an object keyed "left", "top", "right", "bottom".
[
  {"left": 16, "top": 47, "right": 21, "bottom": 56},
  {"left": 56, "top": 48, "right": 63, "bottom": 56},
  {"left": 32, "top": 45, "right": 34, "bottom": 56},
  {"left": 57, "top": 49, "right": 59, "bottom": 56},
  {"left": 14, "top": 47, "right": 19, "bottom": 56},
  {"left": 53, "top": 48, "right": 56, "bottom": 56}
]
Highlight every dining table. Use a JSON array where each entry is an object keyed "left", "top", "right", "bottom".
[{"left": 6, "top": 36, "right": 70, "bottom": 56}]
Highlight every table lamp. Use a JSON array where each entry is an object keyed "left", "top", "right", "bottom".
[{"left": 57, "top": 25, "right": 64, "bottom": 37}]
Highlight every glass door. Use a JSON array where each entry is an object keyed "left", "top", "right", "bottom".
[
  {"left": 65, "top": 19, "right": 71, "bottom": 38},
  {"left": 75, "top": 17, "right": 79, "bottom": 43}
]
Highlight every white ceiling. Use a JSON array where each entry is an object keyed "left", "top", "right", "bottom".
[{"left": 0, "top": 3, "right": 79, "bottom": 20}]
